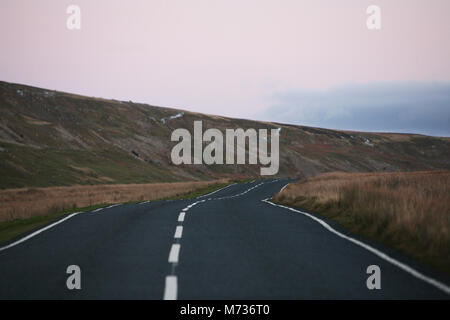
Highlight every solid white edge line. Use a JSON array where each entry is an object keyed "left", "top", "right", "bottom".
[
  {"left": 196, "top": 183, "right": 237, "bottom": 199},
  {"left": 262, "top": 198, "right": 450, "bottom": 295},
  {"left": 174, "top": 226, "right": 183, "bottom": 239},
  {"left": 178, "top": 212, "right": 185, "bottom": 222},
  {"left": 0, "top": 212, "right": 82, "bottom": 252},
  {"left": 168, "top": 243, "right": 181, "bottom": 263},
  {"left": 93, "top": 203, "right": 123, "bottom": 213},
  {"left": 163, "top": 275, "right": 177, "bottom": 300},
  {"left": 279, "top": 183, "right": 290, "bottom": 193}
]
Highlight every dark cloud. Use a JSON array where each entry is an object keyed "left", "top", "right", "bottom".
[{"left": 261, "top": 82, "right": 450, "bottom": 137}]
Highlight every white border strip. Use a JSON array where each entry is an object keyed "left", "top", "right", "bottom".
[
  {"left": 262, "top": 199, "right": 450, "bottom": 295},
  {"left": 196, "top": 183, "right": 237, "bottom": 199},
  {"left": 106, "top": 204, "right": 121, "bottom": 209},
  {"left": 279, "top": 183, "right": 290, "bottom": 193},
  {"left": 0, "top": 212, "right": 82, "bottom": 252}
]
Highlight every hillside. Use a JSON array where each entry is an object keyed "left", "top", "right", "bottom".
[{"left": 0, "top": 80, "right": 449, "bottom": 189}]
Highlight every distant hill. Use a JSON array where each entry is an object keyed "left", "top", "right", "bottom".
[{"left": 0, "top": 80, "right": 449, "bottom": 189}]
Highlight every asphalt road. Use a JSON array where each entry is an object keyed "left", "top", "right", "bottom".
[{"left": 0, "top": 179, "right": 449, "bottom": 299}]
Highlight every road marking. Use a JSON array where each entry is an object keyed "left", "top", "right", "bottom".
[
  {"left": 106, "top": 204, "right": 121, "bottom": 209},
  {"left": 139, "top": 201, "right": 150, "bottom": 205},
  {"left": 215, "top": 181, "right": 266, "bottom": 200},
  {"left": 161, "top": 180, "right": 285, "bottom": 300},
  {"left": 196, "top": 183, "right": 237, "bottom": 199},
  {"left": 168, "top": 243, "right": 181, "bottom": 263},
  {"left": 279, "top": 183, "right": 290, "bottom": 193},
  {"left": 263, "top": 198, "right": 450, "bottom": 296},
  {"left": 92, "top": 203, "right": 123, "bottom": 213},
  {"left": 174, "top": 226, "right": 183, "bottom": 239},
  {"left": 161, "top": 180, "right": 283, "bottom": 300},
  {"left": 0, "top": 212, "right": 82, "bottom": 252},
  {"left": 163, "top": 276, "right": 177, "bottom": 300}
]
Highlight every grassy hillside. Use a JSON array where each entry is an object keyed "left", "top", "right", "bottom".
[
  {"left": 273, "top": 171, "right": 450, "bottom": 274},
  {"left": 1, "top": 80, "right": 449, "bottom": 189}
]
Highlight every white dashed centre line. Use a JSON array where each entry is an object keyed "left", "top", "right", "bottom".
[
  {"left": 162, "top": 180, "right": 279, "bottom": 300},
  {"left": 174, "top": 226, "right": 183, "bottom": 239},
  {"left": 163, "top": 276, "right": 177, "bottom": 300},
  {"left": 168, "top": 243, "right": 181, "bottom": 263}
]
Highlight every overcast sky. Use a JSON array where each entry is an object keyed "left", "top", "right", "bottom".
[{"left": 1, "top": 0, "right": 449, "bottom": 136}]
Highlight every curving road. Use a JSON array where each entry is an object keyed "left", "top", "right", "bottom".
[{"left": 0, "top": 179, "right": 449, "bottom": 299}]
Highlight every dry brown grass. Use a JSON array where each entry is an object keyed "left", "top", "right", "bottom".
[
  {"left": 274, "top": 171, "right": 450, "bottom": 273},
  {"left": 0, "top": 179, "right": 228, "bottom": 222}
]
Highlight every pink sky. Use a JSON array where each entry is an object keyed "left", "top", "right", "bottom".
[{"left": 1, "top": 0, "right": 449, "bottom": 120}]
